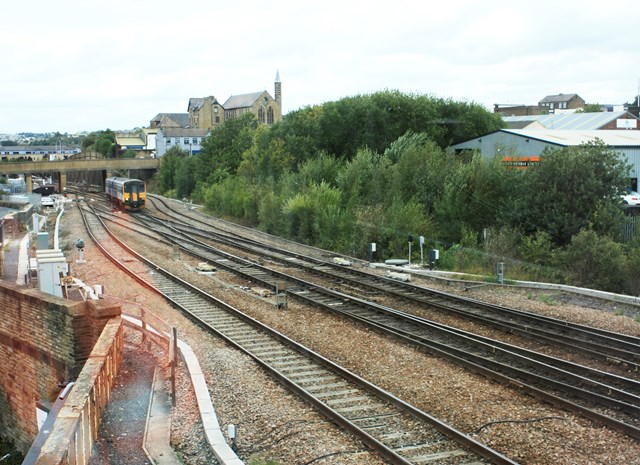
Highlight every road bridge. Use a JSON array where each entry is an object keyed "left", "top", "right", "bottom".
[{"left": 0, "top": 157, "right": 160, "bottom": 192}]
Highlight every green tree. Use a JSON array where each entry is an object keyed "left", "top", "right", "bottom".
[
  {"left": 175, "top": 155, "right": 197, "bottom": 199},
  {"left": 197, "top": 113, "right": 258, "bottom": 182},
  {"left": 156, "top": 146, "right": 188, "bottom": 194},
  {"left": 575, "top": 103, "right": 602, "bottom": 113},
  {"left": 504, "top": 140, "right": 630, "bottom": 246},
  {"left": 83, "top": 129, "right": 116, "bottom": 157}
]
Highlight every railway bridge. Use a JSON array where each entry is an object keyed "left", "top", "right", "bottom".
[{"left": 0, "top": 156, "right": 160, "bottom": 192}]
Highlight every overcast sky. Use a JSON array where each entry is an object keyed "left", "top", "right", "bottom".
[{"left": 2, "top": 0, "right": 640, "bottom": 134}]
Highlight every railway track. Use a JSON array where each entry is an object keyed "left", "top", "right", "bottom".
[
  {"left": 77, "top": 198, "right": 516, "bottom": 464},
  {"left": 144, "top": 195, "right": 640, "bottom": 372},
  {"left": 108, "top": 197, "right": 640, "bottom": 441}
]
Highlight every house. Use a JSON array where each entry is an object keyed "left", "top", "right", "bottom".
[
  {"left": 495, "top": 93, "right": 587, "bottom": 116},
  {"left": 538, "top": 93, "right": 585, "bottom": 113},
  {"left": 155, "top": 127, "right": 210, "bottom": 157},
  {"left": 149, "top": 113, "right": 190, "bottom": 129},
  {"left": 188, "top": 96, "right": 224, "bottom": 129},
  {"left": 451, "top": 129, "right": 640, "bottom": 189},
  {"left": 502, "top": 111, "right": 640, "bottom": 130}
]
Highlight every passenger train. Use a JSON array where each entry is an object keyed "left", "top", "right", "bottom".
[{"left": 105, "top": 177, "right": 146, "bottom": 211}]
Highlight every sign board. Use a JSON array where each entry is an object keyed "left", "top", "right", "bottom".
[
  {"left": 502, "top": 156, "right": 540, "bottom": 169},
  {"left": 617, "top": 119, "right": 638, "bottom": 129}
]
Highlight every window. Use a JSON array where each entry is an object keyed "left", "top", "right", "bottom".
[
  {"left": 174, "top": 138, "right": 180, "bottom": 145},
  {"left": 192, "top": 138, "right": 198, "bottom": 144},
  {"left": 184, "top": 138, "right": 189, "bottom": 144},
  {"left": 215, "top": 116, "right": 220, "bottom": 123},
  {"left": 267, "top": 107, "right": 274, "bottom": 124},
  {"left": 166, "top": 138, "right": 171, "bottom": 144}
]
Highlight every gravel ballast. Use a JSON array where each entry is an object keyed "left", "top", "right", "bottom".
[{"left": 59, "top": 200, "right": 640, "bottom": 465}]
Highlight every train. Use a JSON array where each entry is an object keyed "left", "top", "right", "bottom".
[{"left": 105, "top": 177, "right": 146, "bottom": 211}]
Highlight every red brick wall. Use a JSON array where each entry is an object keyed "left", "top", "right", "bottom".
[{"left": 0, "top": 282, "right": 120, "bottom": 453}]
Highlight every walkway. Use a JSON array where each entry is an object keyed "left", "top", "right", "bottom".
[
  {"left": 87, "top": 341, "right": 182, "bottom": 465},
  {"left": 1, "top": 232, "right": 29, "bottom": 285}
]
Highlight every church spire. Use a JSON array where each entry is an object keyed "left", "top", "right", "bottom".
[{"left": 274, "top": 70, "right": 282, "bottom": 109}]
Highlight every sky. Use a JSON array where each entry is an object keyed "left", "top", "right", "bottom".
[{"left": 2, "top": 0, "right": 640, "bottom": 134}]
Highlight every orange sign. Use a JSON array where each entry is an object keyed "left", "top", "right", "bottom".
[{"left": 502, "top": 156, "right": 540, "bottom": 168}]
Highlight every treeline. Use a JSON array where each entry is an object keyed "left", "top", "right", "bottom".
[{"left": 155, "top": 90, "right": 640, "bottom": 295}]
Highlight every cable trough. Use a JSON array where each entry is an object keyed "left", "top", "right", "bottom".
[{"left": 78, "top": 199, "right": 516, "bottom": 464}]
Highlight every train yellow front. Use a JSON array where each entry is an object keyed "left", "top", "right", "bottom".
[{"left": 105, "top": 177, "right": 146, "bottom": 211}]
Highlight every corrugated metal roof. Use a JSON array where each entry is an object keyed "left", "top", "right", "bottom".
[
  {"left": 223, "top": 91, "right": 265, "bottom": 109},
  {"left": 116, "top": 137, "right": 145, "bottom": 146},
  {"left": 503, "top": 112, "right": 639, "bottom": 130},
  {"left": 503, "top": 129, "right": 640, "bottom": 147}
]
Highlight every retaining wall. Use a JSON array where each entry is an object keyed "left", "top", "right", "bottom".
[{"left": 0, "top": 282, "right": 120, "bottom": 453}]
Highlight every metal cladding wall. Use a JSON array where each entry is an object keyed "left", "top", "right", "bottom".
[
  {"left": 452, "top": 130, "right": 640, "bottom": 181},
  {"left": 0, "top": 283, "right": 121, "bottom": 453}
]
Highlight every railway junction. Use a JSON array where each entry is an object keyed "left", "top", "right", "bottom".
[{"left": 2, "top": 191, "right": 640, "bottom": 464}]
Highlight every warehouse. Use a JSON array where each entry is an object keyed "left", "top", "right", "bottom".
[{"left": 451, "top": 129, "right": 640, "bottom": 189}]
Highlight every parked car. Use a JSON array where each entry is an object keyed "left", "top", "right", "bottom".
[{"left": 622, "top": 191, "right": 640, "bottom": 205}]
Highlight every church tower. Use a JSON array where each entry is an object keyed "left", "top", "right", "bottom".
[{"left": 274, "top": 70, "right": 282, "bottom": 109}]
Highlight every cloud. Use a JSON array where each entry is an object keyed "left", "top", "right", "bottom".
[{"left": 2, "top": 0, "right": 640, "bottom": 133}]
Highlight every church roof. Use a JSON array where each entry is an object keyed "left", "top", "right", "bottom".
[{"left": 223, "top": 91, "right": 265, "bottom": 110}]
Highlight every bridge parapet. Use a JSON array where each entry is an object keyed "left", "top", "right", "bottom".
[
  {"left": 0, "top": 158, "right": 160, "bottom": 175},
  {"left": 0, "top": 283, "right": 121, "bottom": 453}
]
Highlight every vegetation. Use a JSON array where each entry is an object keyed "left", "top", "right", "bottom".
[
  {"left": 82, "top": 129, "right": 116, "bottom": 157},
  {"left": 154, "top": 90, "right": 640, "bottom": 295}
]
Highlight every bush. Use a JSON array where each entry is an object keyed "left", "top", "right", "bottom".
[{"left": 562, "top": 229, "right": 625, "bottom": 293}]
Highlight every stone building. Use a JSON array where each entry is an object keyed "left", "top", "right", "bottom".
[{"left": 188, "top": 71, "right": 282, "bottom": 129}]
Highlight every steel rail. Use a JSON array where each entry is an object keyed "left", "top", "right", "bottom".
[
  {"left": 132, "top": 211, "right": 640, "bottom": 440},
  {"left": 143, "top": 195, "right": 640, "bottom": 370},
  {"left": 77, "top": 198, "right": 515, "bottom": 465}
]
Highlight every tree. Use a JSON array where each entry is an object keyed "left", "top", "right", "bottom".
[
  {"left": 197, "top": 113, "right": 258, "bottom": 182},
  {"left": 575, "top": 103, "right": 602, "bottom": 113},
  {"left": 562, "top": 229, "right": 626, "bottom": 293},
  {"left": 83, "top": 129, "right": 116, "bottom": 157},
  {"left": 504, "top": 140, "right": 630, "bottom": 246},
  {"left": 156, "top": 146, "right": 188, "bottom": 194}
]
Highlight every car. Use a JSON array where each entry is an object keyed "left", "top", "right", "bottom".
[{"left": 622, "top": 190, "right": 640, "bottom": 206}]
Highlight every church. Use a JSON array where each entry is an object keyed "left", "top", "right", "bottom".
[
  {"left": 187, "top": 71, "right": 282, "bottom": 129},
  {"left": 150, "top": 72, "right": 283, "bottom": 157}
]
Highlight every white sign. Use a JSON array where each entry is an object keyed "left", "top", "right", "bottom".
[{"left": 617, "top": 119, "right": 638, "bottom": 129}]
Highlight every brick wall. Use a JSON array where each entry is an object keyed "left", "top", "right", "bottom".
[{"left": 0, "top": 282, "right": 121, "bottom": 453}]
